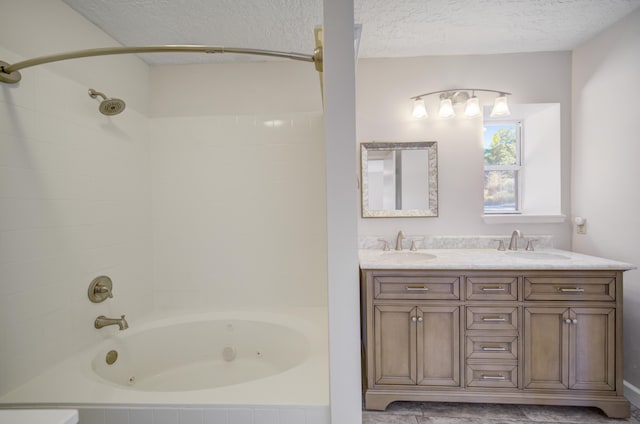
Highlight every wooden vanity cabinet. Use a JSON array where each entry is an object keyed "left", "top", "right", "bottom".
[{"left": 360, "top": 269, "right": 630, "bottom": 418}]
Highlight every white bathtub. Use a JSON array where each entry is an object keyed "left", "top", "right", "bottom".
[{"left": 0, "top": 307, "right": 329, "bottom": 424}]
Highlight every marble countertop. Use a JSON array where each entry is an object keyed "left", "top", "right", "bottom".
[{"left": 359, "top": 248, "right": 636, "bottom": 271}]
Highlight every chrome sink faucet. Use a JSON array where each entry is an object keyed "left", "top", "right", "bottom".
[
  {"left": 95, "top": 314, "right": 128, "bottom": 330},
  {"left": 395, "top": 230, "right": 406, "bottom": 251},
  {"left": 508, "top": 229, "right": 522, "bottom": 251}
]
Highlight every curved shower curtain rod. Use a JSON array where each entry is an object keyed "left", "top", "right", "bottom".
[{"left": 0, "top": 44, "right": 324, "bottom": 84}]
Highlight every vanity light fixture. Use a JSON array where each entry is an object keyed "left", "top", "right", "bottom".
[
  {"left": 464, "top": 93, "right": 481, "bottom": 117},
  {"left": 438, "top": 97, "right": 455, "bottom": 118},
  {"left": 490, "top": 93, "right": 511, "bottom": 117},
  {"left": 410, "top": 89, "right": 512, "bottom": 119},
  {"left": 411, "top": 98, "right": 428, "bottom": 118}
]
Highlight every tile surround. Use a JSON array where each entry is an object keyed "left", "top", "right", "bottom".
[{"left": 0, "top": 46, "right": 153, "bottom": 396}]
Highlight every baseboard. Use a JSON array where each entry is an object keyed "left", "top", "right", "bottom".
[{"left": 624, "top": 380, "right": 640, "bottom": 407}]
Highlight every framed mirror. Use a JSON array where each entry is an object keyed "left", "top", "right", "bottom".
[{"left": 360, "top": 141, "right": 438, "bottom": 218}]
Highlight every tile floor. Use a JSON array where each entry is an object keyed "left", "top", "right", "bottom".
[{"left": 363, "top": 401, "right": 640, "bottom": 423}]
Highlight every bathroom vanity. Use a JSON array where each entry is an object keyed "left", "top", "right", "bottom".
[{"left": 359, "top": 248, "right": 635, "bottom": 418}]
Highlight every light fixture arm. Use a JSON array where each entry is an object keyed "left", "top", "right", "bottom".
[
  {"left": 410, "top": 88, "right": 511, "bottom": 100},
  {"left": 0, "top": 44, "right": 324, "bottom": 84}
]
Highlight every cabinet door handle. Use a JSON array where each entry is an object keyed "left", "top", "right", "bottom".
[
  {"left": 481, "top": 316, "right": 507, "bottom": 322},
  {"left": 405, "top": 286, "right": 429, "bottom": 291},
  {"left": 411, "top": 316, "right": 417, "bottom": 322},
  {"left": 558, "top": 287, "right": 585, "bottom": 292},
  {"left": 481, "top": 346, "right": 507, "bottom": 351},
  {"left": 417, "top": 316, "right": 424, "bottom": 322},
  {"left": 564, "top": 319, "right": 572, "bottom": 324},
  {"left": 481, "top": 375, "right": 506, "bottom": 380},
  {"left": 480, "top": 286, "right": 506, "bottom": 292}
]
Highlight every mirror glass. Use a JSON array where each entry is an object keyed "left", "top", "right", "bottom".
[{"left": 361, "top": 142, "right": 438, "bottom": 218}]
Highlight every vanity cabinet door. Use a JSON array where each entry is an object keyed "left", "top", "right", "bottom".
[
  {"left": 569, "top": 308, "right": 615, "bottom": 391},
  {"left": 416, "top": 306, "right": 461, "bottom": 387},
  {"left": 524, "top": 307, "right": 616, "bottom": 391},
  {"left": 524, "top": 307, "right": 570, "bottom": 389},
  {"left": 374, "top": 305, "right": 417, "bottom": 385}
]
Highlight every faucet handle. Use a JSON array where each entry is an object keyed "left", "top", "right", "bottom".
[
  {"left": 378, "top": 239, "right": 390, "bottom": 251},
  {"left": 410, "top": 240, "right": 418, "bottom": 251},
  {"left": 88, "top": 275, "right": 113, "bottom": 303},
  {"left": 526, "top": 239, "right": 538, "bottom": 251},
  {"left": 492, "top": 239, "right": 506, "bottom": 251}
]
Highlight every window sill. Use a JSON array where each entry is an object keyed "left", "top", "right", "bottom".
[{"left": 482, "top": 214, "right": 567, "bottom": 224}]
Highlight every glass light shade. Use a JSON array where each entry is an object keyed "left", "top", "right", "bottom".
[
  {"left": 438, "top": 98, "right": 455, "bottom": 118},
  {"left": 490, "top": 94, "right": 510, "bottom": 117},
  {"left": 412, "top": 98, "right": 428, "bottom": 119},
  {"left": 464, "top": 96, "right": 481, "bottom": 117}
]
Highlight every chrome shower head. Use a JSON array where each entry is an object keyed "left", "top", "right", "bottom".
[{"left": 88, "top": 88, "right": 126, "bottom": 116}]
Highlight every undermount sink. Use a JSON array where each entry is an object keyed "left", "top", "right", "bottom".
[
  {"left": 381, "top": 251, "right": 437, "bottom": 261},
  {"left": 506, "top": 251, "right": 570, "bottom": 260}
]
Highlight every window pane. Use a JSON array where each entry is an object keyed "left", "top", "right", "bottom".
[
  {"left": 483, "top": 123, "right": 518, "bottom": 166},
  {"left": 484, "top": 170, "right": 517, "bottom": 212}
]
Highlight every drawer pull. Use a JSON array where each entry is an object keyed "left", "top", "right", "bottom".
[
  {"left": 481, "top": 374, "right": 506, "bottom": 381},
  {"left": 480, "top": 286, "right": 506, "bottom": 292},
  {"left": 481, "top": 346, "right": 507, "bottom": 351},
  {"left": 481, "top": 316, "right": 507, "bottom": 322},
  {"left": 405, "top": 286, "right": 429, "bottom": 291},
  {"left": 558, "top": 287, "right": 585, "bottom": 292}
]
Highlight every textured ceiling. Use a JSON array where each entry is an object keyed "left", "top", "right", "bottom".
[{"left": 62, "top": 0, "right": 640, "bottom": 65}]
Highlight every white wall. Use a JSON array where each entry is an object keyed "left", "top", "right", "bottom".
[
  {"left": 518, "top": 104, "right": 562, "bottom": 215},
  {"left": 323, "top": 0, "right": 362, "bottom": 421},
  {"left": 572, "top": 8, "right": 640, "bottom": 395},
  {"left": 0, "top": 0, "right": 152, "bottom": 396},
  {"left": 356, "top": 52, "right": 573, "bottom": 247}
]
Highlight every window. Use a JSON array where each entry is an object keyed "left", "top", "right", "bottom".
[
  {"left": 483, "top": 121, "right": 522, "bottom": 213},
  {"left": 482, "top": 103, "right": 563, "bottom": 224}
]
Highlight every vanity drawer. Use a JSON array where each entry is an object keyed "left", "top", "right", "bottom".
[
  {"left": 466, "top": 307, "right": 518, "bottom": 330},
  {"left": 466, "top": 363, "right": 518, "bottom": 389},
  {"left": 524, "top": 277, "right": 615, "bottom": 301},
  {"left": 466, "top": 335, "right": 518, "bottom": 360},
  {"left": 466, "top": 277, "right": 518, "bottom": 301},
  {"left": 374, "top": 276, "right": 460, "bottom": 300}
]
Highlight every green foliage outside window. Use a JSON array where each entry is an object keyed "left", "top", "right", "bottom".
[{"left": 484, "top": 124, "right": 519, "bottom": 211}]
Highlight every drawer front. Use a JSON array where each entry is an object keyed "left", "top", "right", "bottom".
[
  {"left": 466, "top": 307, "right": 518, "bottom": 330},
  {"left": 374, "top": 276, "right": 460, "bottom": 300},
  {"left": 466, "top": 277, "right": 518, "bottom": 301},
  {"left": 466, "top": 335, "right": 518, "bottom": 360},
  {"left": 466, "top": 363, "right": 518, "bottom": 388},
  {"left": 524, "top": 277, "right": 615, "bottom": 301}
]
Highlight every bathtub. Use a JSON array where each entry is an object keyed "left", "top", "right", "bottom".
[{"left": 0, "top": 307, "right": 329, "bottom": 424}]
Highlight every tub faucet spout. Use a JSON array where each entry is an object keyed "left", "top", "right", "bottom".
[
  {"left": 95, "top": 314, "right": 128, "bottom": 330},
  {"left": 508, "top": 230, "right": 522, "bottom": 251}
]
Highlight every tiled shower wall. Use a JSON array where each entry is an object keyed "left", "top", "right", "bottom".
[
  {"left": 150, "top": 113, "right": 327, "bottom": 309},
  {"left": 0, "top": 46, "right": 153, "bottom": 396}
]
